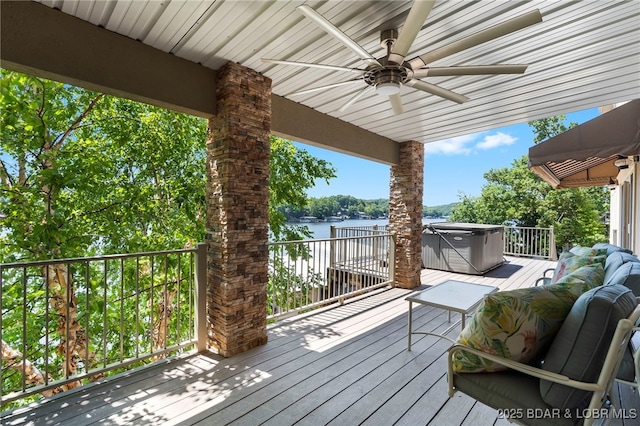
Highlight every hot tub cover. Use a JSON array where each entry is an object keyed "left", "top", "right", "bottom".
[{"left": 424, "top": 222, "right": 504, "bottom": 233}]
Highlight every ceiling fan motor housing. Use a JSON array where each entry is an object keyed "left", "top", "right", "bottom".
[{"left": 365, "top": 66, "right": 409, "bottom": 95}]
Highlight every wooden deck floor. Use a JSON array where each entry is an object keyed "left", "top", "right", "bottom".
[{"left": 3, "top": 256, "right": 640, "bottom": 426}]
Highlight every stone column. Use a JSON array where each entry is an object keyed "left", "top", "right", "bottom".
[
  {"left": 206, "top": 62, "right": 271, "bottom": 357},
  {"left": 389, "top": 141, "right": 424, "bottom": 289}
]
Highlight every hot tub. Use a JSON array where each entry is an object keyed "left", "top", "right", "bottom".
[{"left": 422, "top": 222, "right": 504, "bottom": 275}]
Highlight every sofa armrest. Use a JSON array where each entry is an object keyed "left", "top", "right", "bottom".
[
  {"left": 448, "top": 304, "right": 640, "bottom": 397},
  {"left": 534, "top": 267, "right": 556, "bottom": 286},
  {"left": 447, "top": 345, "right": 599, "bottom": 398},
  {"left": 616, "top": 326, "right": 640, "bottom": 388},
  {"left": 534, "top": 277, "right": 552, "bottom": 287}
]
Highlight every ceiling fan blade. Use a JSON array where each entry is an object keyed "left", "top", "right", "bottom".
[
  {"left": 412, "top": 64, "right": 528, "bottom": 78},
  {"left": 261, "top": 59, "right": 366, "bottom": 74},
  {"left": 389, "top": 93, "right": 404, "bottom": 115},
  {"left": 297, "top": 5, "right": 380, "bottom": 67},
  {"left": 289, "top": 79, "right": 364, "bottom": 97},
  {"left": 388, "top": 0, "right": 436, "bottom": 65},
  {"left": 406, "top": 79, "right": 469, "bottom": 104},
  {"left": 409, "top": 9, "right": 542, "bottom": 69},
  {"left": 338, "top": 86, "right": 372, "bottom": 112}
]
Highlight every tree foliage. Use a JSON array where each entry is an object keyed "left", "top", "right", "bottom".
[
  {"left": 423, "top": 203, "right": 456, "bottom": 218},
  {"left": 277, "top": 195, "right": 390, "bottom": 221},
  {"left": 450, "top": 115, "right": 609, "bottom": 251},
  {"left": 0, "top": 69, "right": 336, "bottom": 407},
  {"left": 1, "top": 69, "right": 209, "bottom": 408},
  {"left": 269, "top": 137, "right": 336, "bottom": 241},
  {"left": 1, "top": 70, "right": 208, "bottom": 261}
]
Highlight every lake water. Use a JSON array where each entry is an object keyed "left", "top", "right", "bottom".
[{"left": 300, "top": 218, "right": 445, "bottom": 240}]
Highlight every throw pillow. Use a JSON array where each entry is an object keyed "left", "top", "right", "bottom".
[
  {"left": 551, "top": 252, "right": 606, "bottom": 284},
  {"left": 452, "top": 278, "right": 597, "bottom": 373},
  {"left": 569, "top": 246, "right": 608, "bottom": 257},
  {"left": 554, "top": 263, "right": 605, "bottom": 288}
]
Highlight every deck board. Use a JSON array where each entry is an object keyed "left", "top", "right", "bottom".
[
  {"left": 611, "top": 382, "right": 640, "bottom": 426},
  {"left": 4, "top": 255, "right": 639, "bottom": 426},
  {"left": 462, "top": 401, "right": 506, "bottom": 426},
  {"left": 430, "top": 384, "right": 478, "bottom": 426}
]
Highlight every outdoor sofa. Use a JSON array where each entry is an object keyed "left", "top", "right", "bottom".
[{"left": 447, "top": 243, "right": 640, "bottom": 426}]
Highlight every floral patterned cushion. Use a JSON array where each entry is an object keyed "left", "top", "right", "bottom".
[
  {"left": 569, "top": 246, "right": 608, "bottom": 257},
  {"left": 553, "top": 263, "right": 605, "bottom": 287},
  {"left": 452, "top": 272, "right": 599, "bottom": 373},
  {"left": 550, "top": 251, "right": 606, "bottom": 284}
]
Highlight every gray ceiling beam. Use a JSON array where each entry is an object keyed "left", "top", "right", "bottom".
[
  {"left": 0, "top": 0, "right": 217, "bottom": 117},
  {"left": 0, "top": 1, "right": 399, "bottom": 165},
  {"left": 272, "top": 96, "right": 399, "bottom": 165}
]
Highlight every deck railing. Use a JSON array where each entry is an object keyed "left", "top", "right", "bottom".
[
  {"left": 1, "top": 224, "right": 551, "bottom": 406},
  {"left": 1, "top": 233, "right": 395, "bottom": 406},
  {"left": 503, "top": 226, "right": 557, "bottom": 260},
  {"left": 268, "top": 233, "right": 395, "bottom": 320},
  {"left": 331, "top": 224, "right": 389, "bottom": 237},
  {"left": 0, "top": 244, "right": 207, "bottom": 407},
  {"left": 334, "top": 223, "right": 557, "bottom": 260}
]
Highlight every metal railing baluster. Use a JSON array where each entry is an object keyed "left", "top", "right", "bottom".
[{"left": 0, "top": 248, "right": 200, "bottom": 406}]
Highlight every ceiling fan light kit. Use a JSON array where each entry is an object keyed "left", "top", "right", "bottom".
[
  {"left": 370, "top": 67, "right": 406, "bottom": 96},
  {"left": 375, "top": 82, "right": 402, "bottom": 96},
  {"left": 263, "top": 1, "right": 543, "bottom": 115}
]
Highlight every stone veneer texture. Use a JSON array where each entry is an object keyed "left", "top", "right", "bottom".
[
  {"left": 389, "top": 141, "right": 424, "bottom": 289},
  {"left": 206, "top": 62, "right": 270, "bottom": 357}
]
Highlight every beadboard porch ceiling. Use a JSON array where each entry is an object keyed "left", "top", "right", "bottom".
[{"left": 3, "top": 0, "right": 640, "bottom": 163}]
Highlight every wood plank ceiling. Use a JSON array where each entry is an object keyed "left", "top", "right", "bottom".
[{"left": 34, "top": 0, "right": 640, "bottom": 145}]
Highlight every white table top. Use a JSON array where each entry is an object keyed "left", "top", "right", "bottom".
[{"left": 406, "top": 280, "right": 497, "bottom": 314}]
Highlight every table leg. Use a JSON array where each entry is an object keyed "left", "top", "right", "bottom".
[
  {"left": 407, "top": 300, "right": 413, "bottom": 351},
  {"left": 461, "top": 312, "right": 466, "bottom": 330}
]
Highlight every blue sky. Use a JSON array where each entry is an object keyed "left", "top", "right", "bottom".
[{"left": 296, "top": 108, "right": 601, "bottom": 206}]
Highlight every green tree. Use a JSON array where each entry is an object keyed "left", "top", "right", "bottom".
[
  {"left": 364, "top": 199, "right": 388, "bottom": 218},
  {"left": 1, "top": 70, "right": 207, "bottom": 261},
  {"left": 307, "top": 197, "right": 340, "bottom": 219},
  {"left": 268, "top": 137, "right": 336, "bottom": 241},
  {"left": 0, "top": 69, "right": 336, "bottom": 406},
  {"left": 451, "top": 156, "right": 550, "bottom": 226},
  {"left": 529, "top": 116, "right": 609, "bottom": 249},
  {"left": 529, "top": 115, "right": 576, "bottom": 143},
  {"left": 1, "top": 70, "right": 208, "bottom": 405},
  {"left": 450, "top": 115, "right": 608, "bottom": 251},
  {"left": 266, "top": 140, "right": 336, "bottom": 318},
  {"left": 538, "top": 187, "right": 609, "bottom": 249}
]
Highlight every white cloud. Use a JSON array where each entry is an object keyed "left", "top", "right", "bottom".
[
  {"left": 423, "top": 134, "right": 477, "bottom": 156},
  {"left": 424, "top": 131, "right": 518, "bottom": 156},
  {"left": 475, "top": 132, "right": 517, "bottom": 150}
]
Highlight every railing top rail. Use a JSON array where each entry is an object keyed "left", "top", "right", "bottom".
[
  {"left": 268, "top": 233, "right": 392, "bottom": 247},
  {"left": 1, "top": 247, "right": 197, "bottom": 269},
  {"left": 503, "top": 225, "right": 553, "bottom": 231},
  {"left": 334, "top": 225, "right": 388, "bottom": 229}
]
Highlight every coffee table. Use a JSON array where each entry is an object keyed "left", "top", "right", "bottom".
[{"left": 406, "top": 279, "right": 497, "bottom": 350}]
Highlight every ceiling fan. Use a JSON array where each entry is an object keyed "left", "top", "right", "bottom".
[{"left": 261, "top": 1, "right": 542, "bottom": 115}]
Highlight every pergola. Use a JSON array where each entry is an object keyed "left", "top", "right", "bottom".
[{"left": 2, "top": 0, "right": 639, "bottom": 357}]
